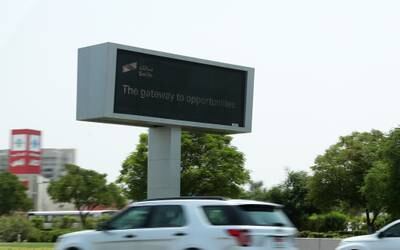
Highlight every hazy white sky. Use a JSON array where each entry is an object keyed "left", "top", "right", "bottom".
[{"left": 1, "top": 0, "right": 399, "bottom": 188}]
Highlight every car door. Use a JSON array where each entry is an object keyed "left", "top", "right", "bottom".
[
  {"left": 139, "top": 205, "right": 189, "bottom": 250},
  {"left": 375, "top": 222, "right": 400, "bottom": 250},
  {"left": 93, "top": 206, "right": 152, "bottom": 250}
]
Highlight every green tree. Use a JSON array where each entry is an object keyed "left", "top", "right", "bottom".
[
  {"left": 382, "top": 128, "right": 400, "bottom": 217},
  {"left": 265, "top": 170, "right": 317, "bottom": 230},
  {"left": 181, "top": 132, "right": 249, "bottom": 197},
  {"left": 0, "top": 172, "right": 32, "bottom": 215},
  {"left": 118, "top": 134, "right": 148, "bottom": 200},
  {"left": 309, "top": 130, "right": 386, "bottom": 232},
  {"left": 361, "top": 161, "right": 390, "bottom": 231},
  {"left": 48, "top": 164, "right": 126, "bottom": 227},
  {"left": 242, "top": 180, "right": 269, "bottom": 201},
  {"left": 279, "top": 170, "right": 317, "bottom": 230},
  {"left": 241, "top": 170, "right": 317, "bottom": 230},
  {"left": 107, "top": 183, "right": 127, "bottom": 209},
  {"left": 118, "top": 132, "right": 250, "bottom": 200}
]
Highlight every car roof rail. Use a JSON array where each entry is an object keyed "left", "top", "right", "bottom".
[{"left": 143, "top": 196, "right": 227, "bottom": 202}]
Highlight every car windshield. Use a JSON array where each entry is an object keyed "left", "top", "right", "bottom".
[{"left": 238, "top": 204, "right": 293, "bottom": 227}]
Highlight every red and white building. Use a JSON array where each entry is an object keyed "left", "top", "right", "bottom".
[
  {"left": 9, "top": 129, "right": 42, "bottom": 175},
  {"left": 0, "top": 129, "right": 75, "bottom": 211}
]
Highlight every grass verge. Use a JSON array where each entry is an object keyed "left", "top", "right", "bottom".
[{"left": 0, "top": 243, "right": 54, "bottom": 250}]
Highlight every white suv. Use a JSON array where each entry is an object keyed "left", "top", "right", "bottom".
[
  {"left": 336, "top": 219, "right": 400, "bottom": 250},
  {"left": 56, "top": 197, "right": 298, "bottom": 250}
]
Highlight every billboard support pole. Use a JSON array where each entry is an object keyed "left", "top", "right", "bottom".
[{"left": 147, "top": 126, "right": 181, "bottom": 199}]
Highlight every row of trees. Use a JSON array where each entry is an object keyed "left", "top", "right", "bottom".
[
  {"left": 1, "top": 128, "right": 399, "bottom": 233},
  {"left": 0, "top": 165, "right": 127, "bottom": 227},
  {"left": 0, "top": 132, "right": 249, "bottom": 227},
  {"left": 242, "top": 128, "right": 400, "bottom": 233},
  {"left": 310, "top": 128, "right": 400, "bottom": 232},
  {"left": 116, "top": 128, "right": 400, "bottom": 233}
]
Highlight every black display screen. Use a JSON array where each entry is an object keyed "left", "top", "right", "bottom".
[{"left": 114, "top": 49, "right": 247, "bottom": 127}]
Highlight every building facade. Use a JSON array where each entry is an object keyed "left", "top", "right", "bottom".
[
  {"left": 0, "top": 129, "right": 77, "bottom": 211},
  {"left": 0, "top": 148, "right": 75, "bottom": 180},
  {"left": 0, "top": 148, "right": 76, "bottom": 211}
]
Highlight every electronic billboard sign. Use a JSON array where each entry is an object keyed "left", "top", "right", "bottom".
[{"left": 77, "top": 43, "right": 254, "bottom": 133}]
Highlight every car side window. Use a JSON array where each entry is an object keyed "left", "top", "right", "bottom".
[
  {"left": 108, "top": 206, "right": 151, "bottom": 230},
  {"left": 202, "top": 205, "right": 249, "bottom": 225},
  {"left": 383, "top": 223, "right": 400, "bottom": 238},
  {"left": 148, "top": 205, "right": 186, "bottom": 227}
]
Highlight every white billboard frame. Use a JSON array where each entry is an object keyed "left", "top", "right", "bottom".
[{"left": 77, "top": 42, "right": 254, "bottom": 134}]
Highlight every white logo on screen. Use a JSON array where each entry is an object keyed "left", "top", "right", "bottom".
[{"left": 122, "top": 62, "right": 138, "bottom": 73}]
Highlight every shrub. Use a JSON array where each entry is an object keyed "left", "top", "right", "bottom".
[
  {"left": 0, "top": 215, "right": 34, "bottom": 242},
  {"left": 308, "top": 214, "right": 323, "bottom": 232},
  {"left": 346, "top": 216, "right": 365, "bottom": 231},
  {"left": 374, "top": 214, "right": 394, "bottom": 231},
  {"left": 298, "top": 230, "right": 367, "bottom": 238},
  {"left": 26, "top": 228, "right": 79, "bottom": 242},
  {"left": 307, "top": 212, "right": 348, "bottom": 232},
  {"left": 92, "top": 214, "right": 112, "bottom": 229},
  {"left": 83, "top": 216, "right": 96, "bottom": 229},
  {"left": 0, "top": 215, "right": 82, "bottom": 243},
  {"left": 323, "top": 211, "right": 347, "bottom": 231},
  {"left": 53, "top": 216, "right": 79, "bottom": 229},
  {"left": 30, "top": 216, "right": 45, "bottom": 229},
  {"left": 26, "top": 227, "right": 44, "bottom": 242}
]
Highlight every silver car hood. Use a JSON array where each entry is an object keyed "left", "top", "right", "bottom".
[{"left": 342, "top": 234, "right": 377, "bottom": 242}]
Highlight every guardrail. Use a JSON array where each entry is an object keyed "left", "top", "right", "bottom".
[{"left": 296, "top": 238, "right": 341, "bottom": 250}]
